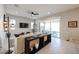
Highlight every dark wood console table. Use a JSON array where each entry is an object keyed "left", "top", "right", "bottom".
[{"left": 25, "top": 34, "right": 51, "bottom": 54}]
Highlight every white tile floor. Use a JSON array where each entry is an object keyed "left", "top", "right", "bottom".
[
  {"left": 36, "top": 38, "right": 79, "bottom": 54},
  {"left": 0, "top": 38, "right": 79, "bottom": 54}
]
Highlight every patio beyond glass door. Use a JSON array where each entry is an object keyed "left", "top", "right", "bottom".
[
  {"left": 40, "top": 22, "right": 45, "bottom": 32},
  {"left": 39, "top": 17, "right": 60, "bottom": 39},
  {"left": 45, "top": 22, "right": 51, "bottom": 33},
  {"left": 51, "top": 21, "right": 60, "bottom": 38}
]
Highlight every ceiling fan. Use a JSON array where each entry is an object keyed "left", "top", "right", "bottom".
[
  {"left": 31, "top": 12, "right": 39, "bottom": 15},
  {"left": 26, "top": 11, "right": 39, "bottom": 19},
  {"left": 26, "top": 10, "right": 39, "bottom": 16}
]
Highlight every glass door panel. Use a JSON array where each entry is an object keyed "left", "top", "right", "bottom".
[
  {"left": 40, "top": 22, "right": 45, "bottom": 32},
  {"left": 45, "top": 22, "right": 51, "bottom": 33},
  {"left": 51, "top": 22, "right": 60, "bottom": 38}
]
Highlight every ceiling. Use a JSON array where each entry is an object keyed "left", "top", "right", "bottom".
[{"left": 4, "top": 4, "right": 79, "bottom": 19}]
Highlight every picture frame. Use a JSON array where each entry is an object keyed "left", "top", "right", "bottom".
[{"left": 68, "top": 21, "right": 78, "bottom": 28}]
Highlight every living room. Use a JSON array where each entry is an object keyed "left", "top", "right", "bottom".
[{"left": 0, "top": 4, "right": 79, "bottom": 54}]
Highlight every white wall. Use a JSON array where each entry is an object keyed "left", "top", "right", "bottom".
[
  {"left": 6, "top": 14, "right": 32, "bottom": 36},
  {"left": 0, "top": 5, "right": 8, "bottom": 53},
  {"left": 52, "top": 8, "right": 79, "bottom": 41}
]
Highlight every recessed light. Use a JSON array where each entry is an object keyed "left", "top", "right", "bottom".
[{"left": 48, "top": 12, "right": 51, "bottom": 14}]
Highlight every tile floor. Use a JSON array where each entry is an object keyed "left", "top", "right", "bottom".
[{"left": 36, "top": 38, "right": 79, "bottom": 54}]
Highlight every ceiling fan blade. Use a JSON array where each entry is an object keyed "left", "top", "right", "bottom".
[{"left": 32, "top": 12, "right": 39, "bottom": 15}]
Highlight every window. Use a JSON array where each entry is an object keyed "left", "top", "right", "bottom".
[
  {"left": 31, "top": 22, "right": 34, "bottom": 29},
  {"left": 40, "top": 22, "right": 45, "bottom": 32},
  {"left": 10, "top": 19, "right": 16, "bottom": 30},
  {"left": 45, "top": 22, "right": 51, "bottom": 33}
]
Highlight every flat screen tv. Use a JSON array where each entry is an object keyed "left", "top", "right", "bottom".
[{"left": 19, "top": 23, "right": 29, "bottom": 28}]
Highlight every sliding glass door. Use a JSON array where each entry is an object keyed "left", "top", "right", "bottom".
[
  {"left": 51, "top": 21, "right": 60, "bottom": 38},
  {"left": 39, "top": 22, "right": 45, "bottom": 32},
  {"left": 45, "top": 22, "right": 51, "bottom": 33},
  {"left": 39, "top": 17, "right": 60, "bottom": 39}
]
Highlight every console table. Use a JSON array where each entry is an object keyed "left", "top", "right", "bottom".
[{"left": 25, "top": 34, "right": 51, "bottom": 54}]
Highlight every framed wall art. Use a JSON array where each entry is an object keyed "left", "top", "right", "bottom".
[{"left": 68, "top": 21, "right": 78, "bottom": 28}]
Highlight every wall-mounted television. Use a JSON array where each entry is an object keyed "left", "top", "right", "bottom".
[{"left": 19, "top": 23, "right": 29, "bottom": 28}]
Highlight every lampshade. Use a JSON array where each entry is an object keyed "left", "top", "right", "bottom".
[{"left": 0, "top": 21, "right": 3, "bottom": 28}]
